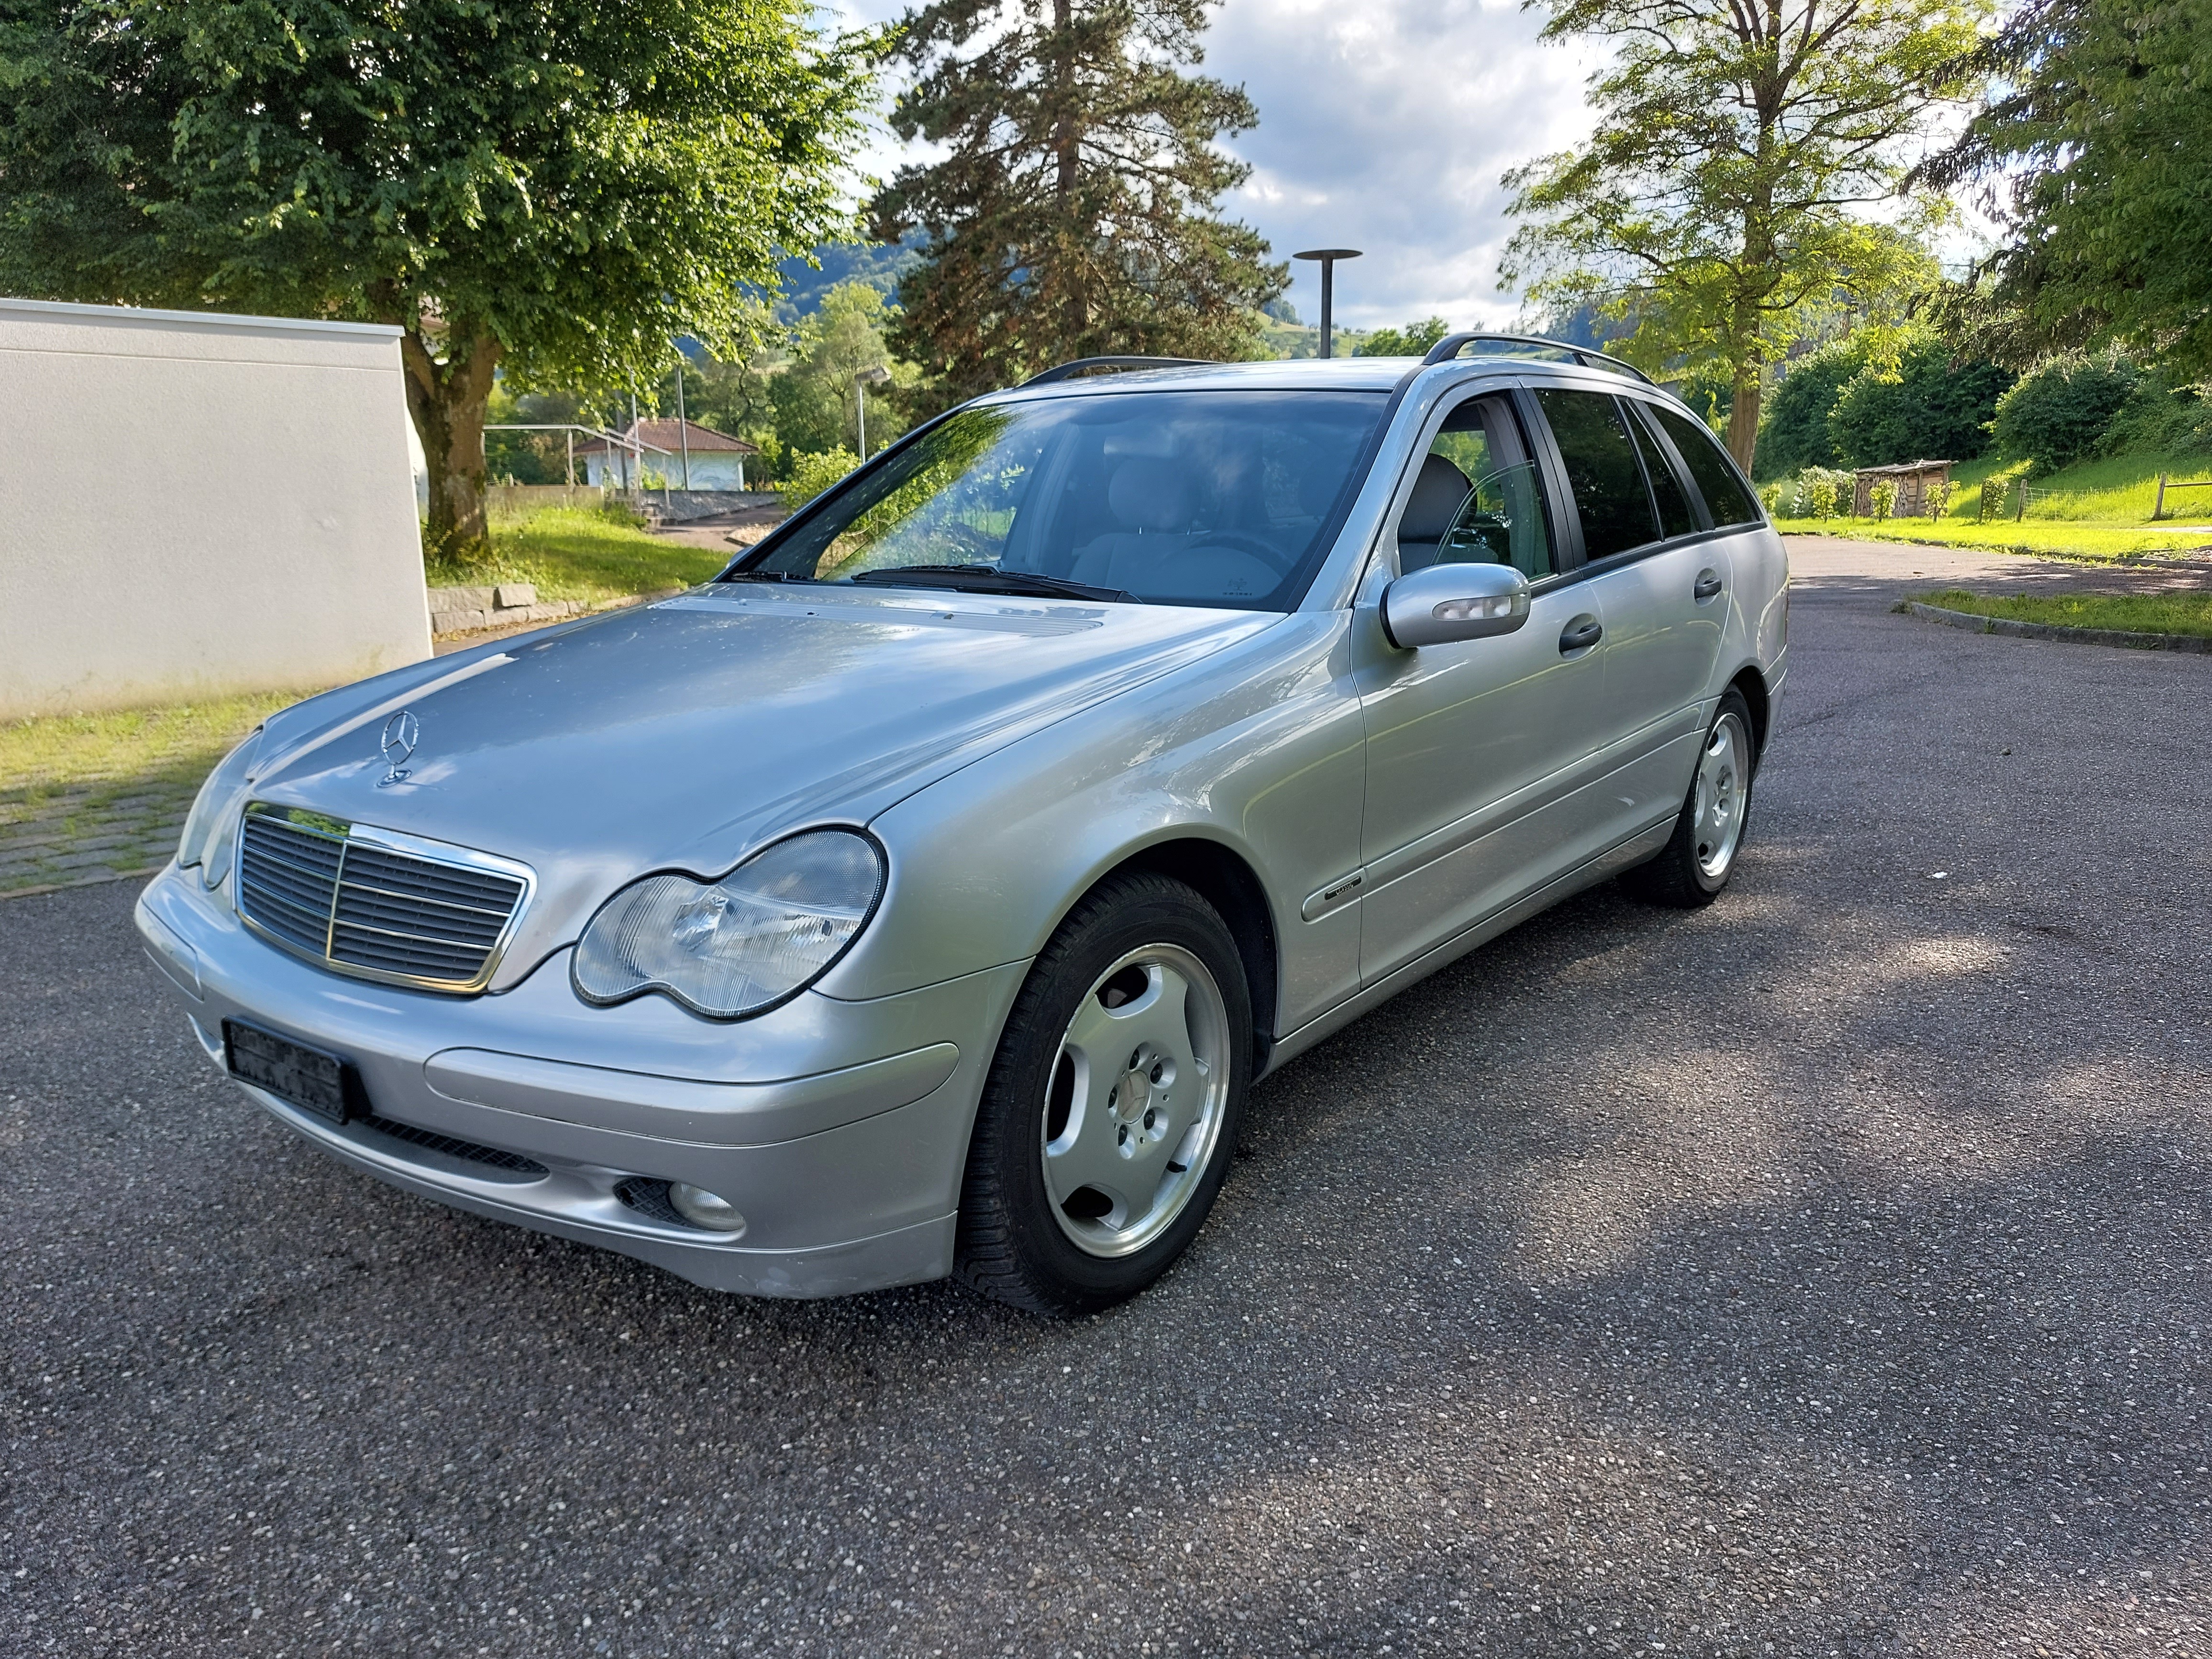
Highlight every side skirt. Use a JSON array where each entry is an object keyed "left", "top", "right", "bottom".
[{"left": 1256, "top": 819, "right": 1673, "bottom": 1079}]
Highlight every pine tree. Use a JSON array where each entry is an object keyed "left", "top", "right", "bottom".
[{"left": 869, "top": 0, "right": 1285, "bottom": 403}]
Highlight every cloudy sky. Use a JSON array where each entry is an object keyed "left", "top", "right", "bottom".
[{"left": 831, "top": 0, "right": 1604, "bottom": 332}]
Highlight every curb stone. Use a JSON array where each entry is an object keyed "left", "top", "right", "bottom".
[{"left": 1900, "top": 600, "right": 2212, "bottom": 655}]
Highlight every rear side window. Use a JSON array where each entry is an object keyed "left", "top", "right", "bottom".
[
  {"left": 1650, "top": 405, "right": 1762, "bottom": 527},
  {"left": 1626, "top": 406, "right": 1697, "bottom": 538},
  {"left": 1535, "top": 389, "right": 1658, "bottom": 562}
]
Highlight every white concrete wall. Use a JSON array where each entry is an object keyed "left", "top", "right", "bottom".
[{"left": 0, "top": 298, "right": 431, "bottom": 718}]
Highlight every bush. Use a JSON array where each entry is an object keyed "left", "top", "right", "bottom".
[
  {"left": 1991, "top": 356, "right": 2141, "bottom": 473},
  {"left": 1759, "top": 481, "right": 1786, "bottom": 517},
  {"left": 1756, "top": 339, "right": 1868, "bottom": 478},
  {"left": 1828, "top": 336, "right": 2011, "bottom": 468},
  {"left": 778, "top": 447, "right": 861, "bottom": 516},
  {"left": 2092, "top": 369, "right": 2212, "bottom": 460},
  {"left": 1869, "top": 479, "right": 1899, "bottom": 520},
  {"left": 1793, "top": 466, "right": 1852, "bottom": 518}
]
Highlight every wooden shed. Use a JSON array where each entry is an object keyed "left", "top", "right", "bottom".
[{"left": 1852, "top": 460, "right": 1954, "bottom": 519}]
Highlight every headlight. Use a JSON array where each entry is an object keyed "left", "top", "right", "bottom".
[
  {"left": 176, "top": 729, "right": 264, "bottom": 888},
  {"left": 572, "top": 830, "right": 885, "bottom": 1018}
]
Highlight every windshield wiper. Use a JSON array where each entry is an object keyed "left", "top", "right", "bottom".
[
  {"left": 718, "top": 568, "right": 814, "bottom": 584},
  {"left": 846, "top": 565, "right": 1139, "bottom": 604}
]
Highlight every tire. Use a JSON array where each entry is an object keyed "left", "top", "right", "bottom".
[
  {"left": 955, "top": 872, "right": 1253, "bottom": 1316},
  {"left": 1625, "top": 687, "right": 1758, "bottom": 909}
]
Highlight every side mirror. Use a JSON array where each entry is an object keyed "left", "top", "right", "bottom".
[{"left": 1379, "top": 562, "right": 1532, "bottom": 649}]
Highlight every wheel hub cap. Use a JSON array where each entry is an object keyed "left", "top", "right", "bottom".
[
  {"left": 1692, "top": 713, "right": 1748, "bottom": 880},
  {"left": 1041, "top": 944, "right": 1230, "bottom": 1258}
]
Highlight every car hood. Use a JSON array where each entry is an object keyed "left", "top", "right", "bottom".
[{"left": 248, "top": 584, "right": 1275, "bottom": 986}]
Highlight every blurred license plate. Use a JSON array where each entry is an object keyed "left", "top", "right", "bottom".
[{"left": 223, "top": 1020, "right": 358, "bottom": 1124}]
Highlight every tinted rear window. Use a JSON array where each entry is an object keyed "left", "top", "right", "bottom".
[
  {"left": 1650, "top": 405, "right": 1762, "bottom": 527},
  {"left": 1535, "top": 389, "right": 1658, "bottom": 562}
]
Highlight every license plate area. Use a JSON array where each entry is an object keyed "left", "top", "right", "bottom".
[{"left": 223, "top": 1019, "right": 365, "bottom": 1125}]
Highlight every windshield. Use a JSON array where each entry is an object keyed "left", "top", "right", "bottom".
[{"left": 731, "top": 389, "right": 1390, "bottom": 610}]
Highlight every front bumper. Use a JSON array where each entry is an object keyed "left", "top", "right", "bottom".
[{"left": 136, "top": 863, "right": 1028, "bottom": 1296}]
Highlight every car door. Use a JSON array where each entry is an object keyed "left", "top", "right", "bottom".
[
  {"left": 1525, "top": 386, "right": 1729, "bottom": 853},
  {"left": 1350, "top": 390, "right": 1615, "bottom": 988}
]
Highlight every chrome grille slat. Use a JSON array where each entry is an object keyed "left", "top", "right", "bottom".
[
  {"left": 342, "top": 881, "right": 513, "bottom": 920},
  {"left": 239, "top": 857, "right": 340, "bottom": 915},
  {"left": 235, "top": 807, "right": 531, "bottom": 992},
  {"left": 334, "top": 885, "right": 513, "bottom": 940},
  {"left": 336, "top": 845, "right": 522, "bottom": 907}
]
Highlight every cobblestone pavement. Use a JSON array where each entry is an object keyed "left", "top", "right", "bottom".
[
  {"left": 3, "top": 541, "right": 2208, "bottom": 1658},
  {"left": 0, "top": 760, "right": 213, "bottom": 899}
]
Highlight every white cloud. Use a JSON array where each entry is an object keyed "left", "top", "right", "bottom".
[
  {"left": 1208, "top": 0, "right": 1599, "bottom": 328},
  {"left": 828, "top": 0, "right": 1601, "bottom": 330}
]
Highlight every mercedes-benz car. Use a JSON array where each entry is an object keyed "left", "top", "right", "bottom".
[{"left": 136, "top": 335, "right": 1787, "bottom": 1316}]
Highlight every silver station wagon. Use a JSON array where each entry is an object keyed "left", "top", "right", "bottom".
[{"left": 137, "top": 334, "right": 1787, "bottom": 1316}]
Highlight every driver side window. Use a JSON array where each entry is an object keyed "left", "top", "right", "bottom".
[{"left": 1396, "top": 397, "right": 1555, "bottom": 580}]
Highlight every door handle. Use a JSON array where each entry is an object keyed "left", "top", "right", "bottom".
[
  {"left": 1559, "top": 614, "right": 1603, "bottom": 654},
  {"left": 1693, "top": 569, "right": 1724, "bottom": 601}
]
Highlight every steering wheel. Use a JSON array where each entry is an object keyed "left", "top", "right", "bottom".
[{"left": 1190, "top": 530, "right": 1294, "bottom": 574}]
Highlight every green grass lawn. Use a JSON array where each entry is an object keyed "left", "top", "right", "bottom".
[
  {"left": 1944, "top": 452, "right": 2212, "bottom": 524},
  {"left": 424, "top": 505, "right": 733, "bottom": 604},
  {"left": 1772, "top": 516, "right": 2212, "bottom": 559},
  {"left": 0, "top": 691, "right": 310, "bottom": 895},
  {"left": 1913, "top": 587, "right": 2212, "bottom": 639},
  {"left": 1772, "top": 450, "right": 2212, "bottom": 558}
]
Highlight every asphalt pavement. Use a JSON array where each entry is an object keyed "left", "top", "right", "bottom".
[{"left": 4, "top": 539, "right": 2208, "bottom": 1658}]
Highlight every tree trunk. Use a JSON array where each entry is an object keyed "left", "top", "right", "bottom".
[
  {"left": 399, "top": 325, "right": 503, "bottom": 558},
  {"left": 1726, "top": 361, "right": 1762, "bottom": 473}
]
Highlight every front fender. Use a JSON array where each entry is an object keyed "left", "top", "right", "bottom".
[{"left": 818, "top": 611, "right": 1370, "bottom": 1038}]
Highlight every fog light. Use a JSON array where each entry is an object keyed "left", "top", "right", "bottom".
[{"left": 669, "top": 1183, "right": 747, "bottom": 1235}]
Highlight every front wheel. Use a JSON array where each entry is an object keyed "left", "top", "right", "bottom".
[
  {"left": 955, "top": 873, "right": 1252, "bottom": 1316},
  {"left": 1626, "top": 688, "right": 1757, "bottom": 908}
]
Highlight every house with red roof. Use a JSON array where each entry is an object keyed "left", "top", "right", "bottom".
[{"left": 578, "top": 418, "right": 760, "bottom": 490}]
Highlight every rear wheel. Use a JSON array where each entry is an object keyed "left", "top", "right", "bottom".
[
  {"left": 955, "top": 873, "right": 1251, "bottom": 1316},
  {"left": 1626, "top": 688, "right": 1756, "bottom": 908}
]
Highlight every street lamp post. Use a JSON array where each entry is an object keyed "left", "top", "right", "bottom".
[
  {"left": 1293, "top": 248, "right": 1363, "bottom": 359},
  {"left": 673, "top": 355, "right": 692, "bottom": 489},
  {"left": 855, "top": 365, "right": 892, "bottom": 460}
]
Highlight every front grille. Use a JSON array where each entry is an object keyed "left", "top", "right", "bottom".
[
  {"left": 236, "top": 806, "right": 530, "bottom": 991},
  {"left": 361, "top": 1113, "right": 548, "bottom": 1179}
]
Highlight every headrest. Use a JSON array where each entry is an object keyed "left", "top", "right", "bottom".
[
  {"left": 1108, "top": 458, "right": 1194, "bottom": 532},
  {"left": 1400, "top": 452, "right": 1474, "bottom": 544}
]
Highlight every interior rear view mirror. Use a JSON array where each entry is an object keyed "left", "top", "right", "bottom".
[{"left": 1379, "top": 562, "right": 1532, "bottom": 649}]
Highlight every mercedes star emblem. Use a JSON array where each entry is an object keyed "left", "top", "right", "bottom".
[{"left": 378, "top": 709, "right": 420, "bottom": 786}]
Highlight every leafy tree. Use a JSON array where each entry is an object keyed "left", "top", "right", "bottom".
[
  {"left": 867, "top": 0, "right": 1286, "bottom": 403},
  {"left": 1827, "top": 334, "right": 2011, "bottom": 466},
  {"left": 1917, "top": 0, "right": 2212, "bottom": 379},
  {"left": 1356, "top": 318, "right": 1452, "bottom": 358},
  {"left": 1672, "top": 359, "right": 1736, "bottom": 432},
  {"left": 0, "top": 0, "right": 875, "bottom": 552},
  {"left": 769, "top": 283, "right": 914, "bottom": 456},
  {"left": 1500, "top": 0, "right": 1984, "bottom": 468}
]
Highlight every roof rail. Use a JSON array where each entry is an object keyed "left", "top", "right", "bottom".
[
  {"left": 1420, "top": 331, "right": 1656, "bottom": 387},
  {"left": 1022, "top": 355, "right": 1213, "bottom": 387}
]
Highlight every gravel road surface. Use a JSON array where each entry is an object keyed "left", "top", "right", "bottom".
[{"left": 5, "top": 540, "right": 2208, "bottom": 1658}]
